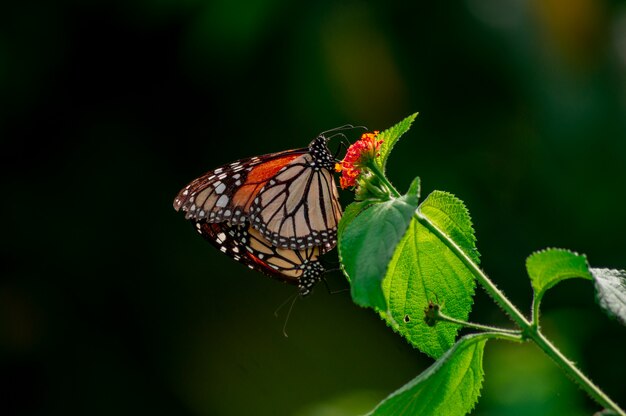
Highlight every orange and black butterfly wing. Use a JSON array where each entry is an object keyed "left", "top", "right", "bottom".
[
  {"left": 173, "top": 149, "right": 306, "bottom": 224},
  {"left": 194, "top": 221, "right": 324, "bottom": 296},
  {"left": 249, "top": 136, "right": 342, "bottom": 252}
]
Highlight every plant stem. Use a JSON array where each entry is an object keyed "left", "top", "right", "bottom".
[
  {"left": 531, "top": 297, "right": 540, "bottom": 327},
  {"left": 484, "top": 331, "right": 526, "bottom": 344},
  {"left": 363, "top": 165, "right": 624, "bottom": 413},
  {"left": 414, "top": 211, "right": 530, "bottom": 329},
  {"left": 529, "top": 329, "right": 625, "bottom": 415},
  {"left": 367, "top": 162, "right": 401, "bottom": 198},
  {"left": 435, "top": 309, "right": 523, "bottom": 337},
  {"left": 414, "top": 211, "right": 626, "bottom": 415}
]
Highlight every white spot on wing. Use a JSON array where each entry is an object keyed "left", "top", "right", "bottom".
[
  {"left": 216, "top": 195, "right": 229, "bottom": 208},
  {"left": 215, "top": 182, "right": 226, "bottom": 194}
]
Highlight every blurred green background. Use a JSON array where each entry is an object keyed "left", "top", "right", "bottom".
[{"left": 2, "top": 0, "right": 626, "bottom": 415}]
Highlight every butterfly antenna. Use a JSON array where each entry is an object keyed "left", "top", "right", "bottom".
[
  {"left": 332, "top": 139, "right": 349, "bottom": 160},
  {"left": 327, "top": 132, "right": 347, "bottom": 142},
  {"left": 320, "top": 124, "right": 369, "bottom": 137}
]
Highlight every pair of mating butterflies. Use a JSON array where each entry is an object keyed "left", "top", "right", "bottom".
[{"left": 173, "top": 134, "right": 344, "bottom": 296}]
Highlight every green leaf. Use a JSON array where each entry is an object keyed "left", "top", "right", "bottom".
[
  {"left": 337, "top": 200, "right": 372, "bottom": 242},
  {"left": 526, "top": 249, "right": 592, "bottom": 314},
  {"left": 367, "top": 333, "right": 489, "bottom": 416},
  {"left": 383, "top": 191, "right": 478, "bottom": 358},
  {"left": 376, "top": 113, "right": 418, "bottom": 172},
  {"left": 591, "top": 268, "right": 626, "bottom": 326},
  {"left": 339, "top": 193, "right": 420, "bottom": 311},
  {"left": 406, "top": 176, "right": 421, "bottom": 199},
  {"left": 419, "top": 191, "right": 479, "bottom": 265}
]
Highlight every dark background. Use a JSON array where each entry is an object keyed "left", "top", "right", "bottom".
[{"left": 2, "top": 1, "right": 626, "bottom": 415}]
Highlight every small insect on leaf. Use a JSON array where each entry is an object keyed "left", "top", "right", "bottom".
[{"left": 423, "top": 301, "right": 440, "bottom": 327}]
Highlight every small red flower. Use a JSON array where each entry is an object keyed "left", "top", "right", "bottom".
[{"left": 335, "top": 131, "right": 382, "bottom": 189}]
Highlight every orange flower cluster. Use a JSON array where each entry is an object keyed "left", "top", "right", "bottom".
[{"left": 335, "top": 131, "right": 382, "bottom": 189}]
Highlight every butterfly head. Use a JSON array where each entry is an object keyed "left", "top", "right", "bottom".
[{"left": 308, "top": 135, "right": 335, "bottom": 169}]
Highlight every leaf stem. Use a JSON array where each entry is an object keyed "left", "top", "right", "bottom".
[
  {"left": 433, "top": 308, "right": 523, "bottom": 337},
  {"left": 483, "top": 331, "right": 526, "bottom": 344},
  {"left": 414, "top": 210, "right": 626, "bottom": 415},
  {"left": 531, "top": 297, "right": 540, "bottom": 328},
  {"left": 367, "top": 162, "right": 401, "bottom": 198}
]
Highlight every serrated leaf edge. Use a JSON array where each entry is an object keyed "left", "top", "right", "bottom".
[
  {"left": 377, "top": 113, "right": 418, "bottom": 171},
  {"left": 419, "top": 190, "right": 480, "bottom": 264},
  {"left": 367, "top": 333, "right": 491, "bottom": 416},
  {"left": 526, "top": 248, "right": 592, "bottom": 297}
]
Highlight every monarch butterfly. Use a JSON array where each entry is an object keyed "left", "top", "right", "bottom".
[
  {"left": 173, "top": 134, "right": 342, "bottom": 252},
  {"left": 194, "top": 221, "right": 325, "bottom": 296}
]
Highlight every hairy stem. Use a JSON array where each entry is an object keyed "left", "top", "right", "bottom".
[
  {"left": 367, "top": 162, "right": 401, "bottom": 198},
  {"left": 435, "top": 311, "right": 523, "bottom": 341},
  {"left": 529, "top": 329, "right": 625, "bottom": 415},
  {"left": 361, "top": 165, "right": 625, "bottom": 414},
  {"left": 532, "top": 297, "right": 541, "bottom": 327},
  {"left": 433, "top": 308, "right": 523, "bottom": 337},
  {"left": 414, "top": 210, "right": 626, "bottom": 415},
  {"left": 414, "top": 211, "right": 530, "bottom": 329}
]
